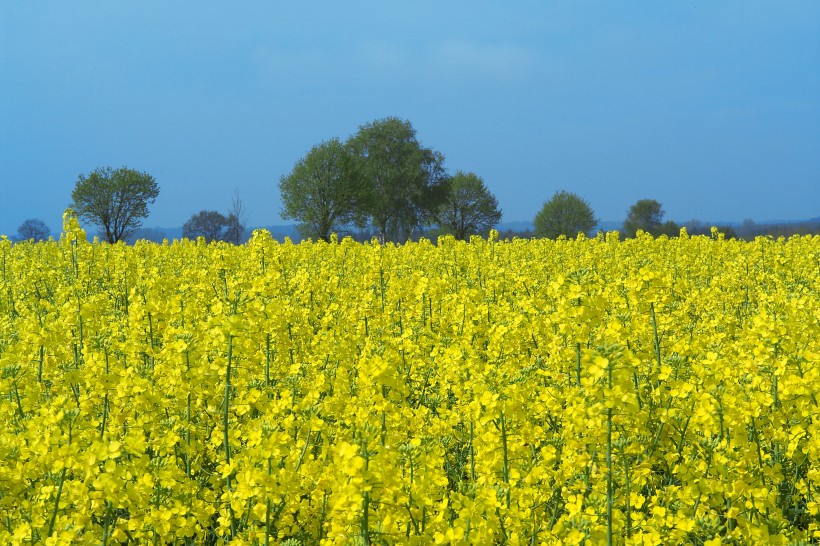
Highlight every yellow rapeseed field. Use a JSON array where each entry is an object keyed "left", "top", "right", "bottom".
[{"left": 1, "top": 212, "right": 819, "bottom": 545}]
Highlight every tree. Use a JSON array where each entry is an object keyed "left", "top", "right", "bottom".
[
  {"left": 435, "top": 171, "right": 502, "bottom": 240},
  {"left": 623, "top": 199, "right": 664, "bottom": 237},
  {"left": 738, "top": 218, "right": 757, "bottom": 239},
  {"left": 225, "top": 190, "right": 247, "bottom": 244},
  {"left": 533, "top": 190, "right": 597, "bottom": 239},
  {"left": 70, "top": 166, "right": 159, "bottom": 243},
  {"left": 182, "top": 210, "right": 230, "bottom": 242},
  {"left": 683, "top": 220, "right": 738, "bottom": 239},
  {"left": 349, "top": 117, "right": 448, "bottom": 243},
  {"left": 16, "top": 219, "right": 51, "bottom": 241},
  {"left": 658, "top": 220, "right": 681, "bottom": 237},
  {"left": 126, "top": 227, "right": 167, "bottom": 244},
  {"left": 717, "top": 225, "right": 738, "bottom": 239},
  {"left": 279, "top": 138, "right": 364, "bottom": 242}
]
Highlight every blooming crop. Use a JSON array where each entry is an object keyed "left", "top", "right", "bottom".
[{"left": 1, "top": 218, "right": 819, "bottom": 545}]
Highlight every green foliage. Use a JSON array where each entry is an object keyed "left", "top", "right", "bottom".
[
  {"left": 736, "top": 219, "right": 820, "bottom": 239},
  {"left": 16, "top": 219, "right": 51, "bottom": 241},
  {"left": 657, "top": 220, "right": 680, "bottom": 237},
  {"left": 182, "top": 210, "right": 232, "bottom": 242},
  {"left": 623, "top": 199, "right": 664, "bottom": 237},
  {"left": 348, "top": 117, "right": 448, "bottom": 243},
  {"left": 279, "top": 138, "right": 364, "bottom": 242},
  {"left": 70, "top": 166, "right": 159, "bottom": 243},
  {"left": 533, "top": 190, "right": 597, "bottom": 239},
  {"left": 435, "top": 171, "right": 502, "bottom": 240},
  {"left": 683, "top": 220, "right": 738, "bottom": 239},
  {"left": 717, "top": 225, "right": 737, "bottom": 239},
  {"left": 125, "top": 227, "right": 167, "bottom": 244}
]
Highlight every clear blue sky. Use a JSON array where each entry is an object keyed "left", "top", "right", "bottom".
[{"left": 2, "top": 1, "right": 819, "bottom": 237}]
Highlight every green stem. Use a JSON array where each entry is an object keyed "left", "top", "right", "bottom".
[
  {"left": 606, "top": 357, "right": 613, "bottom": 546},
  {"left": 469, "top": 421, "right": 476, "bottom": 483},
  {"left": 47, "top": 467, "right": 67, "bottom": 538},
  {"left": 265, "top": 333, "right": 271, "bottom": 387},
  {"left": 38, "top": 345, "right": 44, "bottom": 384},
  {"left": 101, "top": 501, "right": 112, "bottom": 546},
  {"left": 361, "top": 491, "right": 371, "bottom": 546},
  {"left": 647, "top": 395, "right": 673, "bottom": 459},
  {"left": 623, "top": 453, "right": 632, "bottom": 538},
  {"left": 751, "top": 416, "right": 767, "bottom": 486},
  {"left": 185, "top": 391, "right": 191, "bottom": 478},
  {"left": 12, "top": 382, "right": 24, "bottom": 419},
  {"left": 185, "top": 346, "right": 192, "bottom": 479},
  {"left": 265, "top": 457, "right": 272, "bottom": 546},
  {"left": 360, "top": 439, "right": 372, "bottom": 546},
  {"left": 223, "top": 334, "right": 236, "bottom": 539},
  {"left": 100, "top": 352, "right": 110, "bottom": 438},
  {"left": 500, "top": 412, "right": 511, "bottom": 509},
  {"left": 650, "top": 303, "right": 661, "bottom": 375},
  {"left": 379, "top": 268, "right": 386, "bottom": 312},
  {"left": 576, "top": 342, "right": 582, "bottom": 386}
]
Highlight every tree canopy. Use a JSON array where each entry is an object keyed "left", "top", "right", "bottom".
[
  {"left": 533, "top": 190, "right": 597, "bottom": 239},
  {"left": 70, "top": 166, "right": 159, "bottom": 243},
  {"left": 182, "top": 210, "right": 233, "bottom": 242},
  {"left": 279, "top": 138, "right": 364, "bottom": 242},
  {"left": 623, "top": 199, "right": 664, "bottom": 237},
  {"left": 348, "top": 117, "right": 448, "bottom": 243},
  {"left": 435, "top": 172, "right": 502, "bottom": 240},
  {"left": 17, "top": 219, "right": 51, "bottom": 241}
]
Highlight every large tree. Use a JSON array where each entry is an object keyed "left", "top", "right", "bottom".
[
  {"left": 182, "top": 210, "right": 231, "bottom": 242},
  {"left": 279, "top": 138, "right": 364, "bottom": 242},
  {"left": 348, "top": 117, "right": 448, "bottom": 243},
  {"left": 533, "top": 190, "right": 597, "bottom": 239},
  {"left": 16, "top": 219, "right": 51, "bottom": 241},
  {"left": 435, "top": 171, "right": 502, "bottom": 240},
  {"left": 70, "top": 166, "right": 159, "bottom": 243},
  {"left": 623, "top": 199, "right": 664, "bottom": 237}
]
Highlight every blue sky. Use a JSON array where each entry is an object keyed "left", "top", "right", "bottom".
[{"left": 1, "top": 1, "right": 819, "bottom": 237}]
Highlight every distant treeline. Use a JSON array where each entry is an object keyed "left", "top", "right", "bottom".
[
  {"left": 121, "top": 218, "right": 820, "bottom": 245},
  {"left": 497, "top": 219, "right": 820, "bottom": 241},
  {"left": 8, "top": 116, "right": 819, "bottom": 244}
]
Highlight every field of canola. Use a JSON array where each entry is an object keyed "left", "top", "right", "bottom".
[{"left": 1, "top": 215, "right": 820, "bottom": 545}]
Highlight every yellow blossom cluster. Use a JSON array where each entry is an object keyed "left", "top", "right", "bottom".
[{"left": 1, "top": 215, "right": 819, "bottom": 544}]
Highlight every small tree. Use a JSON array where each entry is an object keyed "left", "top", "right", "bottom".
[
  {"left": 435, "top": 172, "right": 502, "bottom": 240},
  {"left": 17, "top": 219, "right": 51, "bottom": 241},
  {"left": 738, "top": 218, "right": 757, "bottom": 239},
  {"left": 182, "top": 210, "right": 230, "bottom": 242},
  {"left": 658, "top": 220, "right": 681, "bottom": 237},
  {"left": 70, "top": 166, "right": 159, "bottom": 243},
  {"left": 225, "top": 190, "right": 247, "bottom": 244},
  {"left": 623, "top": 199, "right": 664, "bottom": 237},
  {"left": 279, "top": 138, "right": 364, "bottom": 242},
  {"left": 533, "top": 190, "right": 597, "bottom": 239},
  {"left": 716, "top": 225, "right": 738, "bottom": 239}
]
